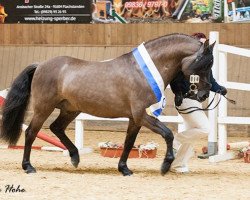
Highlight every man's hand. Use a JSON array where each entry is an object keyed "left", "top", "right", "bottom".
[
  {"left": 175, "top": 93, "right": 183, "bottom": 107},
  {"left": 220, "top": 86, "right": 227, "bottom": 95}
]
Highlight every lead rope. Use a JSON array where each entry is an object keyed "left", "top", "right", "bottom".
[{"left": 175, "top": 91, "right": 236, "bottom": 114}]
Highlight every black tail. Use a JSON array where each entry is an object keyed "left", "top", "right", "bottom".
[{"left": 1, "top": 64, "right": 38, "bottom": 145}]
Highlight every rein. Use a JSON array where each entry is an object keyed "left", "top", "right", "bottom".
[{"left": 175, "top": 91, "right": 236, "bottom": 114}]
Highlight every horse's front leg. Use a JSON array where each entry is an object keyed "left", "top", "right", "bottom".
[
  {"left": 118, "top": 119, "right": 141, "bottom": 176},
  {"left": 142, "top": 114, "right": 175, "bottom": 175}
]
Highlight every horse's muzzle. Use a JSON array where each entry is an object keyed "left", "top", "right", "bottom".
[{"left": 197, "top": 91, "right": 210, "bottom": 102}]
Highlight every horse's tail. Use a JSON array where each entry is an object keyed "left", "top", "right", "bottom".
[{"left": 1, "top": 63, "right": 38, "bottom": 145}]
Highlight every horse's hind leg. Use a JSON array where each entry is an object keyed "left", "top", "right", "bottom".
[
  {"left": 141, "top": 114, "right": 174, "bottom": 175},
  {"left": 22, "top": 110, "right": 54, "bottom": 173},
  {"left": 118, "top": 118, "right": 141, "bottom": 176},
  {"left": 49, "top": 110, "right": 80, "bottom": 168}
]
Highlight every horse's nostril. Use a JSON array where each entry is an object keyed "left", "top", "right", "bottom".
[{"left": 199, "top": 93, "right": 209, "bottom": 102}]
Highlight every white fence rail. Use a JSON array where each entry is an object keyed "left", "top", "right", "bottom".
[
  {"left": 75, "top": 113, "right": 183, "bottom": 151},
  {"left": 208, "top": 32, "right": 250, "bottom": 163}
]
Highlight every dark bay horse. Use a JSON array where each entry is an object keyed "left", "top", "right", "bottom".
[{"left": 1, "top": 33, "right": 214, "bottom": 176}]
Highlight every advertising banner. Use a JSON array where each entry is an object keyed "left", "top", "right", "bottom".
[
  {"left": 0, "top": 0, "right": 233, "bottom": 23},
  {"left": 92, "top": 0, "right": 224, "bottom": 23},
  {"left": 0, "top": 0, "right": 92, "bottom": 23}
]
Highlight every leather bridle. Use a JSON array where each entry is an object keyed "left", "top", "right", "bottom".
[{"left": 175, "top": 90, "right": 236, "bottom": 114}]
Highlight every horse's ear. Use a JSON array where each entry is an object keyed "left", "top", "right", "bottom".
[
  {"left": 203, "top": 40, "right": 215, "bottom": 55},
  {"left": 209, "top": 41, "right": 216, "bottom": 51},
  {"left": 204, "top": 39, "right": 210, "bottom": 47}
]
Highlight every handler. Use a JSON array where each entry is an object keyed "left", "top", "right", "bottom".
[{"left": 170, "top": 33, "right": 227, "bottom": 173}]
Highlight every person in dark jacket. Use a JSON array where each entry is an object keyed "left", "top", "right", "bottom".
[
  {"left": 171, "top": 70, "right": 227, "bottom": 106},
  {"left": 170, "top": 33, "right": 227, "bottom": 173}
]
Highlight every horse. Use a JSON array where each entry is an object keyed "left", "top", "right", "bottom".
[{"left": 1, "top": 33, "right": 215, "bottom": 176}]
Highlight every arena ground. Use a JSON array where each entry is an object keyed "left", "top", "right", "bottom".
[{"left": 0, "top": 129, "right": 249, "bottom": 200}]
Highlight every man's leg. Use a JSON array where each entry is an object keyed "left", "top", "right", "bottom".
[{"left": 171, "top": 99, "right": 210, "bottom": 172}]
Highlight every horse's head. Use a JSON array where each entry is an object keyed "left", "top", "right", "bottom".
[{"left": 181, "top": 40, "right": 215, "bottom": 102}]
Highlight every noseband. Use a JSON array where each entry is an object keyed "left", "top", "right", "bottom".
[
  {"left": 187, "top": 74, "right": 212, "bottom": 100},
  {"left": 189, "top": 74, "right": 200, "bottom": 94}
]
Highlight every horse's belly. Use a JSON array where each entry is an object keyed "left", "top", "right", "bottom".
[
  {"left": 64, "top": 89, "right": 131, "bottom": 118},
  {"left": 77, "top": 100, "right": 131, "bottom": 118}
]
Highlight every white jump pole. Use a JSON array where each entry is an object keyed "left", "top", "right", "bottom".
[
  {"left": 207, "top": 31, "right": 219, "bottom": 156},
  {"left": 75, "top": 118, "right": 84, "bottom": 150},
  {"left": 218, "top": 51, "right": 228, "bottom": 155},
  {"left": 209, "top": 49, "right": 235, "bottom": 162},
  {"left": 63, "top": 116, "right": 92, "bottom": 156}
]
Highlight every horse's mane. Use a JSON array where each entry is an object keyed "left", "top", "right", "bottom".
[
  {"left": 142, "top": 33, "right": 201, "bottom": 60},
  {"left": 145, "top": 33, "right": 199, "bottom": 45},
  {"left": 119, "top": 33, "right": 201, "bottom": 63}
]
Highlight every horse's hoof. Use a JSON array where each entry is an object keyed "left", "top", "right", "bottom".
[
  {"left": 25, "top": 166, "right": 37, "bottom": 174},
  {"left": 22, "top": 162, "right": 36, "bottom": 174},
  {"left": 118, "top": 166, "right": 133, "bottom": 176},
  {"left": 121, "top": 169, "right": 133, "bottom": 176},
  {"left": 71, "top": 154, "right": 80, "bottom": 168},
  {"left": 161, "top": 162, "right": 171, "bottom": 176}
]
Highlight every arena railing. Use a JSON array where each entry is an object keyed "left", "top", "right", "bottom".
[{"left": 208, "top": 32, "right": 250, "bottom": 162}]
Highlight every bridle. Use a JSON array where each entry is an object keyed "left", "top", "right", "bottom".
[
  {"left": 177, "top": 72, "right": 236, "bottom": 114},
  {"left": 186, "top": 49, "right": 214, "bottom": 96},
  {"left": 175, "top": 41, "right": 236, "bottom": 114},
  {"left": 186, "top": 74, "right": 211, "bottom": 98},
  {"left": 175, "top": 90, "right": 236, "bottom": 114},
  {"left": 188, "top": 74, "right": 200, "bottom": 94}
]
